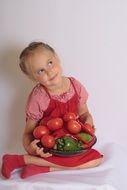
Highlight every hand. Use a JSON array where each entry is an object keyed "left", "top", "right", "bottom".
[
  {"left": 36, "top": 146, "right": 52, "bottom": 158},
  {"left": 28, "top": 139, "right": 52, "bottom": 158},
  {"left": 83, "top": 123, "right": 95, "bottom": 135}
]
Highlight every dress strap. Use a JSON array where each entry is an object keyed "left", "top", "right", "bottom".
[
  {"left": 40, "top": 77, "right": 78, "bottom": 99},
  {"left": 68, "top": 77, "right": 78, "bottom": 96}
]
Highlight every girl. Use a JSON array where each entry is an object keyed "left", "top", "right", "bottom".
[{"left": 1, "top": 42, "right": 103, "bottom": 179}]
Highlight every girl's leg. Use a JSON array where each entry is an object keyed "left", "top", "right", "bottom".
[
  {"left": 50, "top": 157, "right": 102, "bottom": 171},
  {"left": 21, "top": 164, "right": 50, "bottom": 178},
  {"left": 21, "top": 157, "right": 102, "bottom": 178},
  {"left": 1, "top": 153, "right": 68, "bottom": 179},
  {"left": 74, "top": 157, "right": 102, "bottom": 169},
  {"left": 1, "top": 153, "right": 102, "bottom": 179},
  {"left": 1, "top": 153, "right": 60, "bottom": 179},
  {"left": 1, "top": 154, "right": 25, "bottom": 178},
  {"left": 24, "top": 154, "right": 69, "bottom": 168}
]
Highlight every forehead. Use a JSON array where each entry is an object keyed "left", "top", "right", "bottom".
[
  {"left": 29, "top": 49, "right": 54, "bottom": 66},
  {"left": 32, "top": 49, "right": 54, "bottom": 61},
  {"left": 26, "top": 49, "right": 55, "bottom": 74}
]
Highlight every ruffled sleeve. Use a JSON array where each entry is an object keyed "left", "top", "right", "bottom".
[
  {"left": 71, "top": 77, "right": 88, "bottom": 106},
  {"left": 25, "top": 84, "right": 50, "bottom": 121}
]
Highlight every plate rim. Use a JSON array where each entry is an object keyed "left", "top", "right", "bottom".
[{"left": 47, "top": 148, "right": 90, "bottom": 156}]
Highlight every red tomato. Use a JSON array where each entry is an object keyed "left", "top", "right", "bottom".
[
  {"left": 33, "top": 125, "right": 50, "bottom": 139},
  {"left": 47, "top": 118, "right": 63, "bottom": 131},
  {"left": 41, "top": 134, "right": 55, "bottom": 148},
  {"left": 84, "top": 123, "right": 95, "bottom": 134},
  {"left": 63, "top": 112, "right": 77, "bottom": 122},
  {"left": 67, "top": 120, "right": 81, "bottom": 134}
]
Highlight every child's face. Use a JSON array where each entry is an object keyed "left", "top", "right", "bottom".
[{"left": 27, "top": 49, "right": 62, "bottom": 89}]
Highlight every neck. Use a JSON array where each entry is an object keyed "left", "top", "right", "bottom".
[{"left": 47, "top": 76, "right": 67, "bottom": 95}]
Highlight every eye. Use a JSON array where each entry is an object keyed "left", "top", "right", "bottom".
[
  {"left": 37, "top": 69, "right": 44, "bottom": 75},
  {"left": 48, "top": 61, "right": 53, "bottom": 66}
]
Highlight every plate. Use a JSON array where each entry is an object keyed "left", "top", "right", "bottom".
[
  {"left": 45, "top": 148, "right": 90, "bottom": 157},
  {"left": 40, "top": 136, "right": 97, "bottom": 157}
]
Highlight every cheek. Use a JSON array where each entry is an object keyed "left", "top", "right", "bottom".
[
  {"left": 55, "top": 64, "right": 62, "bottom": 73},
  {"left": 40, "top": 75, "right": 48, "bottom": 83},
  {"left": 34, "top": 74, "right": 47, "bottom": 84}
]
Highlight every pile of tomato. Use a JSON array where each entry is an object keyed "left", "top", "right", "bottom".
[{"left": 33, "top": 112, "right": 95, "bottom": 150}]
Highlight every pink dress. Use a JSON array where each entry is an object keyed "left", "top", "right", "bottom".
[
  {"left": 26, "top": 77, "right": 88, "bottom": 121},
  {"left": 26, "top": 77, "right": 103, "bottom": 167}
]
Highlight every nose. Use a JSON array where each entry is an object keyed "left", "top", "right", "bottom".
[{"left": 46, "top": 67, "right": 54, "bottom": 77}]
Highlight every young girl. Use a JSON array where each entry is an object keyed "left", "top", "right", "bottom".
[{"left": 1, "top": 42, "right": 103, "bottom": 179}]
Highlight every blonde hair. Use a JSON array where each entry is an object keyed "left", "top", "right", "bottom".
[{"left": 19, "top": 42, "right": 55, "bottom": 75}]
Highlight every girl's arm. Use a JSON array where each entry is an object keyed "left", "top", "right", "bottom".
[
  {"left": 22, "top": 119, "right": 52, "bottom": 157},
  {"left": 78, "top": 103, "right": 94, "bottom": 126},
  {"left": 22, "top": 119, "right": 38, "bottom": 155}
]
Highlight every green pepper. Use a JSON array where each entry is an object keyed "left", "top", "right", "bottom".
[
  {"left": 56, "top": 136, "right": 82, "bottom": 151},
  {"left": 76, "top": 132, "right": 92, "bottom": 143}
]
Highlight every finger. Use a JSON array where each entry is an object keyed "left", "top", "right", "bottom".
[
  {"left": 44, "top": 154, "right": 52, "bottom": 158},
  {"left": 45, "top": 153, "right": 52, "bottom": 157},
  {"left": 38, "top": 148, "right": 52, "bottom": 157},
  {"left": 36, "top": 147, "right": 41, "bottom": 154},
  {"left": 39, "top": 147, "right": 44, "bottom": 151},
  {"left": 36, "top": 147, "right": 52, "bottom": 157},
  {"left": 34, "top": 139, "right": 40, "bottom": 143},
  {"left": 41, "top": 152, "right": 52, "bottom": 157}
]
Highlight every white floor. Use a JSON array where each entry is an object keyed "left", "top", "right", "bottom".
[{"left": 0, "top": 139, "right": 126, "bottom": 190}]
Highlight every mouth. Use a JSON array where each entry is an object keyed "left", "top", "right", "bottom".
[{"left": 49, "top": 73, "right": 58, "bottom": 81}]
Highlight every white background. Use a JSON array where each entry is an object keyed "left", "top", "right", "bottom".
[{"left": 0, "top": 0, "right": 127, "bottom": 158}]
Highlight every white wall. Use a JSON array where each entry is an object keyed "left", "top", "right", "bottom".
[{"left": 0, "top": 0, "right": 127, "bottom": 157}]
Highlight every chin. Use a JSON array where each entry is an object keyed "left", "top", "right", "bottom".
[{"left": 51, "top": 73, "right": 61, "bottom": 83}]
